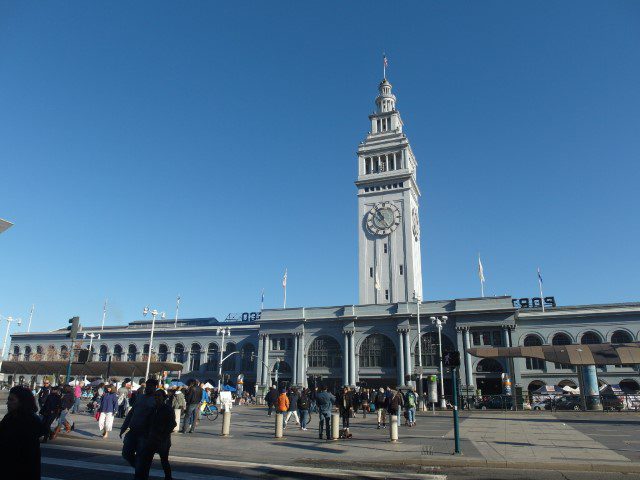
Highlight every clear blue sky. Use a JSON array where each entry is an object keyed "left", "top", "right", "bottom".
[{"left": 1, "top": 1, "right": 639, "bottom": 332}]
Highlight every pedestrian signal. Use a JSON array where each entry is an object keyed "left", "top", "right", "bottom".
[{"left": 443, "top": 351, "right": 461, "bottom": 368}]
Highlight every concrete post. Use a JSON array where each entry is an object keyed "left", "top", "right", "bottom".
[
  {"left": 221, "top": 410, "right": 231, "bottom": 436},
  {"left": 582, "top": 365, "right": 603, "bottom": 411},
  {"left": 331, "top": 412, "right": 340, "bottom": 440},
  {"left": 463, "top": 329, "right": 473, "bottom": 387},
  {"left": 389, "top": 414, "right": 399, "bottom": 442},
  {"left": 403, "top": 331, "right": 412, "bottom": 387},
  {"left": 299, "top": 331, "right": 306, "bottom": 388},
  {"left": 275, "top": 413, "right": 284, "bottom": 438}
]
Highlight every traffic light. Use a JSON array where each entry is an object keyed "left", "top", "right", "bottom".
[
  {"left": 443, "top": 350, "right": 461, "bottom": 368},
  {"left": 67, "top": 316, "right": 80, "bottom": 340}
]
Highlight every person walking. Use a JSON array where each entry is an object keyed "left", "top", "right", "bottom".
[
  {"left": 56, "top": 385, "right": 76, "bottom": 436},
  {"left": 276, "top": 388, "right": 289, "bottom": 428},
  {"left": 181, "top": 380, "right": 202, "bottom": 434},
  {"left": 389, "top": 388, "right": 405, "bottom": 422},
  {"left": 315, "top": 386, "right": 335, "bottom": 440},
  {"left": 117, "top": 381, "right": 130, "bottom": 418},
  {"left": 41, "top": 386, "right": 62, "bottom": 442},
  {"left": 360, "top": 388, "right": 370, "bottom": 418},
  {"left": 298, "top": 389, "right": 311, "bottom": 431},
  {"left": 138, "top": 389, "right": 176, "bottom": 480},
  {"left": 0, "top": 386, "right": 44, "bottom": 480},
  {"left": 98, "top": 384, "right": 118, "bottom": 438},
  {"left": 265, "top": 386, "right": 277, "bottom": 416},
  {"left": 375, "top": 387, "right": 387, "bottom": 429},
  {"left": 72, "top": 381, "right": 83, "bottom": 413},
  {"left": 337, "top": 386, "right": 353, "bottom": 433},
  {"left": 170, "top": 387, "right": 185, "bottom": 433},
  {"left": 120, "top": 378, "right": 158, "bottom": 479},
  {"left": 37, "top": 379, "right": 51, "bottom": 412},
  {"left": 405, "top": 387, "right": 417, "bottom": 427},
  {"left": 284, "top": 387, "right": 300, "bottom": 429}
]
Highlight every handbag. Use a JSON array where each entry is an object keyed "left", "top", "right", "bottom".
[
  {"left": 94, "top": 411, "right": 101, "bottom": 421},
  {"left": 369, "top": 402, "right": 376, "bottom": 412}
]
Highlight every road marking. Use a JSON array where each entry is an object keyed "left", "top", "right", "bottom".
[
  {"left": 42, "top": 444, "right": 446, "bottom": 479},
  {"left": 42, "top": 457, "right": 239, "bottom": 480}
]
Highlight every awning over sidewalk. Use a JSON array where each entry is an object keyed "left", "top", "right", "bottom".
[
  {"left": 467, "top": 342, "right": 640, "bottom": 366},
  {"left": 0, "top": 360, "right": 183, "bottom": 377}
]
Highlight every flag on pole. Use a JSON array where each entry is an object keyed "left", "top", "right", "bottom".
[
  {"left": 282, "top": 269, "right": 287, "bottom": 288},
  {"left": 383, "top": 53, "right": 388, "bottom": 78},
  {"left": 374, "top": 269, "right": 381, "bottom": 291},
  {"left": 478, "top": 254, "right": 485, "bottom": 297},
  {"left": 537, "top": 267, "right": 545, "bottom": 312},
  {"left": 537, "top": 268, "right": 543, "bottom": 285},
  {"left": 260, "top": 288, "right": 265, "bottom": 310}
]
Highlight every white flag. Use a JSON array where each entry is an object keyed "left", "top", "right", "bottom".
[
  {"left": 282, "top": 268, "right": 287, "bottom": 288},
  {"left": 374, "top": 269, "right": 381, "bottom": 291},
  {"left": 478, "top": 255, "right": 485, "bottom": 283}
]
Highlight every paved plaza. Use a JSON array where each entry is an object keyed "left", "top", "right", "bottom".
[{"left": 9, "top": 402, "right": 638, "bottom": 479}]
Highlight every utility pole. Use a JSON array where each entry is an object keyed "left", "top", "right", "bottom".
[{"left": 65, "top": 317, "right": 80, "bottom": 384}]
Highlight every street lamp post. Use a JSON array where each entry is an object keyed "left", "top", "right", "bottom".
[
  {"left": 216, "top": 327, "right": 231, "bottom": 391},
  {"left": 1, "top": 316, "right": 22, "bottom": 359},
  {"left": 413, "top": 292, "right": 424, "bottom": 410},
  {"left": 82, "top": 332, "right": 100, "bottom": 382},
  {"left": 143, "top": 307, "right": 165, "bottom": 381},
  {"left": 430, "top": 315, "right": 448, "bottom": 409}
]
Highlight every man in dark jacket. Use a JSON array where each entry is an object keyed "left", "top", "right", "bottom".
[
  {"left": 284, "top": 388, "right": 300, "bottom": 429},
  {"left": 375, "top": 387, "right": 388, "bottom": 429},
  {"left": 337, "top": 386, "right": 353, "bottom": 431},
  {"left": 37, "top": 380, "right": 51, "bottom": 412},
  {"left": 315, "top": 386, "right": 336, "bottom": 440},
  {"left": 41, "top": 386, "right": 62, "bottom": 442},
  {"left": 265, "top": 386, "right": 277, "bottom": 416},
  {"left": 181, "top": 379, "right": 203, "bottom": 433},
  {"left": 121, "top": 379, "right": 158, "bottom": 479},
  {"left": 138, "top": 389, "right": 176, "bottom": 480}
]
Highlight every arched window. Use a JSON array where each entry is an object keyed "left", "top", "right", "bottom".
[
  {"left": 241, "top": 344, "right": 256, "bottom": 372},
  {"left": 611, "top": 330, "right": 633, "bottom": 343},
  {"left": 552, "top": 333, "right": 572, "bottom": 370},
  {"left": 113, "top": 344, "right": 123, "bottom": 362},
  {"left": 415, "top": 332, "right": 455, "bottom": 367},
  {"left": 45, "top": 345, "right": 57, "bottom": 361},
  {"left": 273, "top": 360, "right": 291, "bottom": 374},
  {"left": 523, "top": 335, "right": 545, "bottom": 370},
  {"left": 580, "top": 331, "right": 602, "bottom": 345},
  {"left": 528, "top": 380, "right": 546, "bottom": 393},
  {"left": 308, "top": 336, "right": 342, "bottom": 368},
  {"left": 558, "top": 379, "right": 577, "bottom": 388},
  {"left": 35, "top": 345, "right": 44, "bottom": 360},
  {"left": 12, "top": 345, "right": 20, "bottom": 361},
  {"left": 476, "top": 358, "right": 504, "bottom": 373},
  {"left": 222, "top": 343, "right": 236, "bottom": 371},
  {"left": 24, "top": 346, "right": 32, "bottom": 361},
  {"left": 207, "top": 343, "right": 219, "bottom": 371},
  {"left": 174, "top": 343, "right": 185, "bottom": 363},
  {"left": 359, "top": 334, "right": 396, "bottom": 368},
  {"left": 127, "top": 344, "right": 138, "bottom": 362},
  {"left": 620, "top": 379, "right": 640, "bottom": 394},
  {"left": 189, "top": 343, "right": 201, "bottom": 371},
  {"left": 158, "top": 344, "right": 168, "bottom": 362},
  {"left": 99, "top": 345, "right": 108, "bottom": 362}
]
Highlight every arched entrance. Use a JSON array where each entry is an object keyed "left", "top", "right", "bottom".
[
  {"left": 307, "top": 336, "right": 342, "bottom": 390},
  {"left": 620, "top": 379, "right": 640, "bottom": 394},
  {"left": 271, "top": 360, "right": 292, "bottom": 390},
  {"left": 528, "top": 380, "right": 546, "bottom": 394},
  {"left": 358, "top": 333, "right": 397, "bottom": 389},
  {"left": 476, "top": 358, "right": 504, "bottom": 395}
]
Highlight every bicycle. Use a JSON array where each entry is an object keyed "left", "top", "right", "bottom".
[{"left": 201, "top": 402, "right": 219, "bottom": 421}]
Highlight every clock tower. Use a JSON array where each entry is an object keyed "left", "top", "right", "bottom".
[{"left": 356, "top": 76, "right": 423, "bottom": 304}]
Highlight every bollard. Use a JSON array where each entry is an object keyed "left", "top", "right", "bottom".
[
  {"left": 275, "top": 412, "right": 284, "bottom": 438},
  {"left": 330, "top": 412, "right": 340, "bottom": 441},
  {"left": 389, "top": 414, "right": 399, "bottom": 442},
  {"left": 221, "top": 409, "right": 231, "bottom": 436}
]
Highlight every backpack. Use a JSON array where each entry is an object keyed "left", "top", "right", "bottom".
[
  {"left": 407, "top": 393, "right": 416, "bottom": 408},
  {"left": 298, "top": 396, "right": 309, "bottom": 410}
]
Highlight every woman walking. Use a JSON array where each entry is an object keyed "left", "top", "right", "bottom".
[
  {"left": 298, "top": 388, "right": 311, "bottom": 431},
  {"left": 0, "top": 386, "right": 44, "bottom": 480},
  {"left": 98, "top": 384, "right": 118, "bottom": 438},
  {"left": 170, "top": 386, "right": 185, "bottom": 433}
]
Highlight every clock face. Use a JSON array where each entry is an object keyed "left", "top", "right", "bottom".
[{"left": 366, "top": 202, "right": 401, "bottom": 236}]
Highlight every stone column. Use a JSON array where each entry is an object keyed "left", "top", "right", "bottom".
[
  {"left": 463, "top": 328, "right": 473, "bottom": 387},
  {"left": 292, "top": 334, "right": 299, "bottom": 386},
  {"left": 502, "top": 326, "right": 511, "bottom": 379},
  {"left": 398, "top": 329, "right": 405, "bottom": 387},
  {"left": 263, "top": 334, "right": 270, "bottom": 386},
  {"left": 299, "top": 331, "right": 306, "bottom": 388},
  {"left": 256, "top": 334, "right": 264, "bottom": 387},
  {"left": 403, "top": 331, "right": 411, "bottom": 386},
  {"left": 343, "top": 331, "right": 349, "bottom": 387},
  {"left": 349, "top": 331, "right": 356, "bottom": 387},
  {"left": 582, "top": 365, "right": 602, "bottom": 410}
]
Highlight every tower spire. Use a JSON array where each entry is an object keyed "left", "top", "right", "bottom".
[{"left": 383, "top": 53, "right": 388, "bottom": 80}]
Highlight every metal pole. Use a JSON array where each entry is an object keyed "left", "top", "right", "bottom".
[
  {"left": 217, "top": 329, "right": 226, "bottom": 391},
  {"left": 144, "top": 313, "right": 157, "bottom": 380},
  {"left": 437, "top": 321, "right": 446, "bottom": 408},
  {"left": 101, "top": 299, "right": 107, "bottom": 330},
  {"left": 174, "top": 295, "right": 181, "bottom": 328},
  {"left": 65, "top": 342, "right": 75, "bottom": 384},
  {"left": 452, "top": 367, "right": 461, "bottom": 454},
  {"left": 27, "top": 305, "right": 35, "bottom": 333},
  {"left": 1, "top": 319, "right": 12, "bottom": 359},
  {"left": 416, "top": 297, "right": 424, "bottom": 407},
  {"left": 105, "top": 354, "right": 112, "bottom": 381}
]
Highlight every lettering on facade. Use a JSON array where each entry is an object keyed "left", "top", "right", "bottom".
[
  {"left": 512, "top": 297, "right": 556, "bottom": 309},
  {"left": 225, "top": 312, "right": 261, "bottom": 322}
]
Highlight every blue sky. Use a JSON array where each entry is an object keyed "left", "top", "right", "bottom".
[{"left": 1, "top": 1, "right": 639, "bottom": 332}]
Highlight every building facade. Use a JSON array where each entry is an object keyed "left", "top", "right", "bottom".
[{"left": 6, "top": 76, "right": 640, "bottom": 395}]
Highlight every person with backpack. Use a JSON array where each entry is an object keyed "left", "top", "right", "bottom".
[
  {"left": 265, "top": 386, "right": 278, "bottom": 416},
  {"left": 315, "top": 386, "right": 335, "bottom": 440},
  {"left": 284, "top": 387, "right": 300, "bottom": 429},
  {"left": 297, "top": 389, "right": 311, "bottom": 431},
  {"left": 389, "top": 389, "right": 405, "bottom": 421},
  {"left": 405, "top": 387, "right": 417, "bottom": 427}
]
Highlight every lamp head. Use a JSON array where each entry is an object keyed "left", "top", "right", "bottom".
[
  {"left": 160, "top": 312, "right": 166, "bottom": 320},
  {"left": 442, "top": 316, "right": 448, "bottom": 322},
  {"left": 143, "top": 306, "right": 149, "bottom": 316},
  {"left": 83, "top": 332, "right": 88, "bottom": 339},
  {"left": 429, "top": 316, "right": 436, "bottom": 322},
  {"left": 16, "top": 318, "right": 22, "bottom": 326}
]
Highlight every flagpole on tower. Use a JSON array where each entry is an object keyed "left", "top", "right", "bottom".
[
  {"left": 282, "top": 269, "right": 288, "bottom": 309},
  {"left": 100, "top": 299, "right": 108, "bottom": 330},
  {"left": 537, "top": 268, "right": 545, "bottom": 312},
  {"left": 174, "top": 295, "right": 181, "bottom": 328},
  {"left": 478, "top": 254, "right": 485, "bottom": 298},
  {"left": 383, "top": 53, "right": 388, "bottom": 79},
  {"left": 261, "top": 288, "right": 265, "bottom": 311}
]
